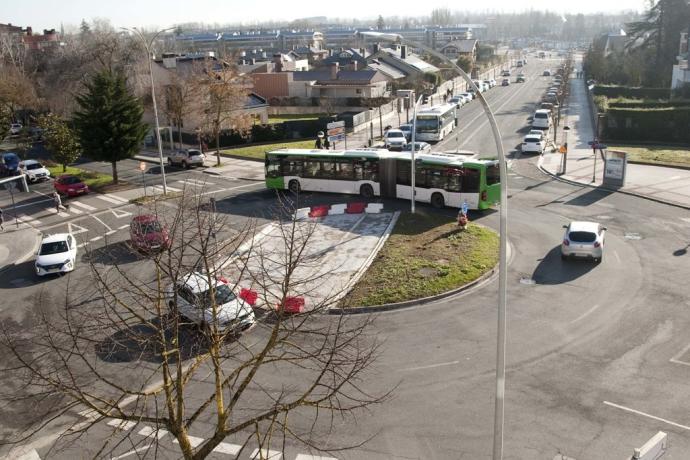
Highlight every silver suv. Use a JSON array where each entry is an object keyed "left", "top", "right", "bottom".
[{"left": 167, "top": 149, "right": 205, "bottom": 168}]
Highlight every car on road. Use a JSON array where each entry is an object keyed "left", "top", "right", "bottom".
[
  {"left": 398, "top": 123, "right": 413, "bottom": 141},
  {"left": 561, "top": 221, "right": 606, "bottom": 263},
  {"left": 167, "top": 149, "right": 205, "bottom": 168},
  {"left": 532, "top": 109, "right": 552, "bottom": 130},
  {"left": 129, "top": 214, "right": 171, "bottom": 252},
  {"left": 460, "top": 91, "right": 474, "bottom": 101},
  {"left": 483, "top": 79, "right": 495, "bottom": 89},
  {"left": 501, "top": 69, "right": 511, "bottom": 77},
  {"left": 19, "top": 159, "right": 51, "bottom": 183},
  {"left": 9, "top": 123, "right": 22, "bottom": 135},
  {"left": 521, "top": 134, "right": 546, "bottom": 154},
  {"left": 401, "top": 141, "right": 432, "bottom": 154},
  {"left": 449, "top": 95, "right": 466, "bottom": 108},
  {"left": 501, "top": 78, "right": 510, "bottom": 86},
  {"left": 35, "top": 233, "right": 77, "bottom": 276},
  {"left": 516, "top": 73, "right": 526, "bottom": 83},
  {"left": 544, "top": 92, "right": 559, "bottom": 104},
  {"left": 384, "top": 129, "right": 407, "bottom": 150},
  {"left": 166, "top": 272, "right": 256, "bottom": 334},
  {"left": 54, "top": 174, "right": 89, "bottom": 197},
  {"left": 543, "top": 69, "right": 552, "bottom": 76}
]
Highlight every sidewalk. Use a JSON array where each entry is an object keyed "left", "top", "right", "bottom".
[
  {"left": 0, "top": 224, "right": 42, "bottom": 274},
  {"left": 539, "top": 64, "right": 690, "bottom": 211}
]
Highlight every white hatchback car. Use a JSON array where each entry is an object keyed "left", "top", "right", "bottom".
[
  {"left": 561, "top": 221, "right": 606, "bottom": 263},
  {"left": 383, "top": 129, "right": 407, "bottom": 150},
  {"left": 166, "top": 272, "right": 256, "bottom": 334},
  {"left": 20, "top": 159, "right": 51, "bottom": 182},
  {"left": 167, "top": 149, "right": 205, "bottom": 168},
  {"left": 35, "top": 233, "right": 77, "bottom": 276},
  {"left": 521, "top": 135, "right": 545, "bottom": 154}
]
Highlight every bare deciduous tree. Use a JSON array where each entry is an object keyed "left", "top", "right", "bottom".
[{"left": 0, "top": 190, "right": 388, "bottom": 459}]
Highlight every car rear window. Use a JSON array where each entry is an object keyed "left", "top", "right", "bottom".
[
  {"left": 535, "top": 113, "right": 548, "bottom": 119},
  {"left": 524, "top": 136, "right": 541, "bottom": 143},
  {"left": 568, "top": 231, "right": 597, "bottom": 243}
]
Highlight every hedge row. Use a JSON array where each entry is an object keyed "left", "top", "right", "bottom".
[
  {"left": 603, "top": 107, "right": 690, "bottom": 143},
  {"left": 593, "top": 85, "right": 670, "bottom": 99},
  {"left": 608, "top": 99, "right": 690, "bottom": 109}
]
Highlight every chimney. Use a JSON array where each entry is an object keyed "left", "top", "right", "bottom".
[
  {"left": 373, "top": 43, "right": 380, "bottom": 53},
  {"left": 273, "top": 53, "right": 283, "bottom": 72},
  {"left": 352, "top": 61, "right": 358, "bottom": 71},
  {"left": 330, "top": 62, "right": 339, "bottom": 80},
  {"left": 401, "top": 45, "right": 407, "bottom": 60}
]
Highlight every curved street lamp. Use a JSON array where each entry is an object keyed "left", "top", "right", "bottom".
[
  {"left": 358, "top": 31, "right": 509, "bottom": 460},
  {"left": 123, "top": 26, "right": 176, "bottom": 195}
]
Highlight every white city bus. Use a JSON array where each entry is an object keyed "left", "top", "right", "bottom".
[{"left": 414, "top": 104, "right": 457, "bottom": 142}]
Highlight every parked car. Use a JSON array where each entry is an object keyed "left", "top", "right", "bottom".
[
  {"left": 399, "top": 123, "right": 413, "bottom": 141},
  {"left": 401, "top": 141, "right": 432, "bottom": 154},
  {"left": 483, "top": 79, "right": 494, "bottom": 89},
  {"left": 532, "top": 109, "right": 552, "bottom": 130},
  {"left": 554, "top": 74, "right": 563, "bottom": 82},
  {"left": 167, "top": 149, "right": 205, "bottom": 168},
  {"left": 54, "top": 175, "right": 89, "bottom": 197},
  {"left": 166, "top": 272, "right": 256, "bottom": 333},
  {"left": 544, "top": 93, "right": 559, "bottom": 104},
  {"left": 528, "top": 129, "right": 545, "bottom": 140},
  {"left": 130, "top": 214, "right": 171, "bottom": 252},
  {"left": 449, "top": 96, "right": 465, "bottom": 108},
  {"left": 501, "top": 78, "right": 510, "bottom": 86},
  {"left": 543, "top": 69, "right": 552, "bottom": 76},
  {"left": 0, "top": 152, "right": 20, "bottom": 177},
  {"left": 472, "top": 80, "right": 485, "bottom": 92},
  {"left": 501, "top": 69, "right": 511, "bottom": 77},
  {"left": 19, "top": 159, "right": 51, "bottom": 182},
  {"left": 516, "top": 60, "right": 524, "bottom": 67},
  {"left": 561, "top": 221, "right": 606, "bottom": 263},
  {"left": 460, "top": 92, "right": 474, "bottom": 101},
  {"left": 383, "top": 129, "right": 407, "bottom": 150},
  {"left": 521, "top": 135, "right": 546, "bottom": 154},
  {"left": 516, "top": 73, "right": 526, "bottom": 83},
  {"left": 9, "top": 123, "right": 22, "bottom": 135},
  {"left": 35, "top": 233, "right": 77, "bottom": 276},
  {"left": 540, "top": 102, "right": 557, "bottom": 113}
]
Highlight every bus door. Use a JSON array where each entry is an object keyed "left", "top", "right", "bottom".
[{"left": 378, "top": 158, "right": 397, "bottom": 198}]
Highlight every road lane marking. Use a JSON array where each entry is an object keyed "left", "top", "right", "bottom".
[
  {"left": 17, "top": 215, "right": 42, "bottom": 225},
  {"left": 70, "top": 201, "right": 97, "bottom": 211},
  {"left": 68, "top": 206, "right": 83, "bottom": 215},
  {"left": 603, "top": 401, "right": 690, "bottom": 431},
  {"left": 105, "top": 230, "right": 116, "bottom": 236},
  {"left": 152, "top": 185, "right": 182, "bottom": 193},
  {"left": 138, "top": 426, "right": 168, "bottom": 439},
  {"left": 95, "top": 194, "right": 126, "bottom": 205},
  {"left": 250, "top": 448, "right": 282, "bottom": 459},
  {"left": 569, "top": 304, "right": 600, "bottom": 324},
  {"left": 91, "top": 215, "right": 112, "bottom": 232},
  {"left": 111, "top": 444, "right": 154, "bottom": 459},
  {"left": 107, "top": 419, "right": 137, "bottom": 431},
  {"left": 118, "top": 224, "right": 129, "bottom": 230},
  {"left": 68, "top": 222, "right": 89, "bottom": 235},
  {"left": 295, "top": 455, "right": 338, "bottom": 460},
  {"left": 105, "top": 193, "right": 128, "bottom": 203},
  {"left": 613, "top": 250, "right": 621, "bottom": 264},
  {"left": 173, "top": 435, "right": 204, "bottom": 447},
  {"left": 6, "top": 198, "right": 52, "bottom": 210},
  {"left": 670, "top": 343, "right": 690, "bottom": 367},
  {"left": 89, "top": 236, "right": 102, "bottom": 242},
  {"left": 214, "top": 442, "right": 242, "bottom": 455},
  {"left": 111, "top": 208, "right": 131, "bottom": 218},
  {"left": 399, "top": 360, "right": 460, "bottom": 372}
]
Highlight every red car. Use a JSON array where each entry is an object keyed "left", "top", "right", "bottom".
[
  {"left": 54, "top": 175, "right": 89, "bottom": 197},
  {"left": 129, "top": 215, "right": 171, "bottom": 252}
]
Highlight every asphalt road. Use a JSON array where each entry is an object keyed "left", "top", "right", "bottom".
[{"left": 2, "top": 57, "right": 690, "bottom": 459}]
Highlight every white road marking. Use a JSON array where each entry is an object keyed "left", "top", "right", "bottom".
[
  {"left": 89, "top": 236, "right": 102, "bottom": 242},
  {"left": 95, "top": 194, "right": 126, "bottom": 205},
  {"left": 70, "top": 201, "right": 97, "bottom": 211},
  {"left": 118, "top": 224, "right": 129, "bottom": 230},
  {"left": 603, "top": 401, "right": 690, "bottom": 431},
  {"left": 91, "top": 215, "right": 112, "bottom": 232},
  {"left": 173, "top": 435, "right": 204, "bottom": 447},
  {"left": 107, "top": 419, "right": 137, "bottom": 431},
  {"left": 105, "top": 230, "right": 116, "bottom": 236},
  {"left": 613, "top": 250, "right": 621, "bottom": 264},
  {"left": 9, "top": 198, "right": 52, "bottom": 210},
  {"left": 17, "top": 215, "right": 42, "bottom": 225},
  {"left": 111, "top": 208, "right": 132, "bottom": 218},
  {"left": 399, "top": 360, "right": 460, "bottom": 372},
  {"left": 54, "top": 209, "right": 70, "bottom": 217},
  {"left": 295, "top": 455, "right": 337, "bottom": 460},
  {"left": 77, "top": 242, "right": 89, "bottom": 248},
  {"left": 67, "top": 206, "right": 83, "bottom": 215},
  {"left": 68, "top": 222, "right": 89, "bottom": 235},
  {"left": 569, "top": 304, "right": 600, "bottom": 324},
  {"left": 138, "top": 426, "right": 168, "bottom": 439},
  {"left": 250, "top": 448, "right": 282, "bottom": 459},
  {"left": 111, "top": 444, "right": 154, "bottom": 459},
  {"left": 152, "top": 185, "right": 182, "bottom": 193},
  {"left": 214, "top": 442, "right": 242, "bottom": 455},
  {"left": 681, "top": 218, "right": 690, "bottom": 224},
  {"left": 105, "top": 193, "right": 128, "bottom": 203},
  {"left": 670, "top": 343, "right": 690, "bottom": 367},
  {"left": 177, "top": 179, "right": 210, "bottom": 187},
  {"left": 199, "top": 182, "right": 264, "bottom": 197}
]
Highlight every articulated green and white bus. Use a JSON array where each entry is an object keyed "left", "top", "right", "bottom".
[
  {"left": 414, "top": 104, "right": 457, "bottom": 142},
  {"left": 265, "top": 148, "right": 500, "bottom": 210}
]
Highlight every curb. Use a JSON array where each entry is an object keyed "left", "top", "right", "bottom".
[
  {"left": 537, "top": 157, "right": 690, "bottom": 211},
  {"left": 329, "top": 263, "right": 498, "bottom": 315},
  {"left": 627, "top": 160, "right": 690, "bottom": 172}
]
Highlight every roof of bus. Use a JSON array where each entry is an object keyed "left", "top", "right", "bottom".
[
  {"left": 416, "top": 104, "right": 457, "bottom": 115},
  {"left": 266, "top": 148, "right": 497, "bottom": 166}
]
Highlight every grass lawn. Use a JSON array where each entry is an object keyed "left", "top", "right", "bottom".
[
  {"left": 46, "top": 164, "right": 113, "bottom": 191},
  {"left": 341, "top": 211, "right": 499, "bottom": 308},
  {"left": 608, "top": 145, "right": 690, "bottom": 167},
  {"left": 267, "top": 114, "right": 325, "bottom": 124},
  {"left": 220, "top": 140, "right": 316, "bottom": 160}
]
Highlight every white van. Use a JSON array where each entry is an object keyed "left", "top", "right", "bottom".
[{"left": 532, "top": 109, "right": 551, "bottom": 130}]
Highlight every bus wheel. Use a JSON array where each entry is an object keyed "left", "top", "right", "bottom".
[
  {"left": 360, "top": 184, "right": 374, "bottom": 198},
  {"left": 288, "top": 180, "right": 300, "bottom": 194},
  {"left": 431, "top": 193, "right": 445, "bottom": 209}
]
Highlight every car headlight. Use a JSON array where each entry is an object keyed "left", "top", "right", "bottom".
[{"left": 63, "top": 259, "right": 72, "bottom": 268}]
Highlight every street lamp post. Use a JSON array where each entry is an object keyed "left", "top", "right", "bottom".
[
  {"left": 561, "top": 126, "right": 570, "bottom": 175},
  {"left": 125, "top": 27, "right": 175, "bottom": 195},
  {"left": 359, "top": 31, "right": 509, "bottom": 460},
  {"left": 410, "top": 94, "right": 424, "bottom": 214}
]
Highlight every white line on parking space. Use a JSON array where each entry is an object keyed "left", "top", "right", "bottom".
[
  {"left": 569, "top": 304, "right": 600, "bottom": 324},
  {"left": 603, "top": 401, "right": 690, "bottom": 431},
  {"left": 670, "top": 343, "right": 690, "bottom": 367},
  {"left": 118, "top": 224, "right": 129, "bottom": 230},
  {"left": 138, "top": 426, "right": 168, "bottom": 439},
  {"left": 89, "top": 236, "right": 102, "bottom": 242},
  {"left": 105, "top": 230, "right": 116, "bottom": 236},
  {"left": 399, "top": 360, "right": 460, "bottom": 372}
]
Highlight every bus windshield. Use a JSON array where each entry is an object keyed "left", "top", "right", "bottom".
[{"left": 415, "top": 116, "right": 439, "bottom": 132}]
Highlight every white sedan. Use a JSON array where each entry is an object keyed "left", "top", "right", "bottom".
[
  {"left": 35, "top": 233, "right": 77, "bottom": 276},
  {"left": 521, "top": 135, "right": 545, "bottom": 154}
]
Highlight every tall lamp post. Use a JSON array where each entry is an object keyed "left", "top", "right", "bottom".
[
  {"left": 359, "top": 31, "right": 509, "bottom": 460},
  {"left": 410, "top": 94, "right": 424, "bottom": 214},
  {"left": 125, "top": 27, "right": 175, "bottom": 195}
]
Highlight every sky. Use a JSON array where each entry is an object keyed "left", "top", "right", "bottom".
[{"left": 5, "top": 0, "right": 646, "bottom": 32}]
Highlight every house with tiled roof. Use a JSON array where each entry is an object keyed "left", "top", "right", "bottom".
[
  {"left": 441, "top": 39, "right": 478, "bottom": 60},
  {"left": 365, "top": 44, "right": 440, "bottom": 81}
]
